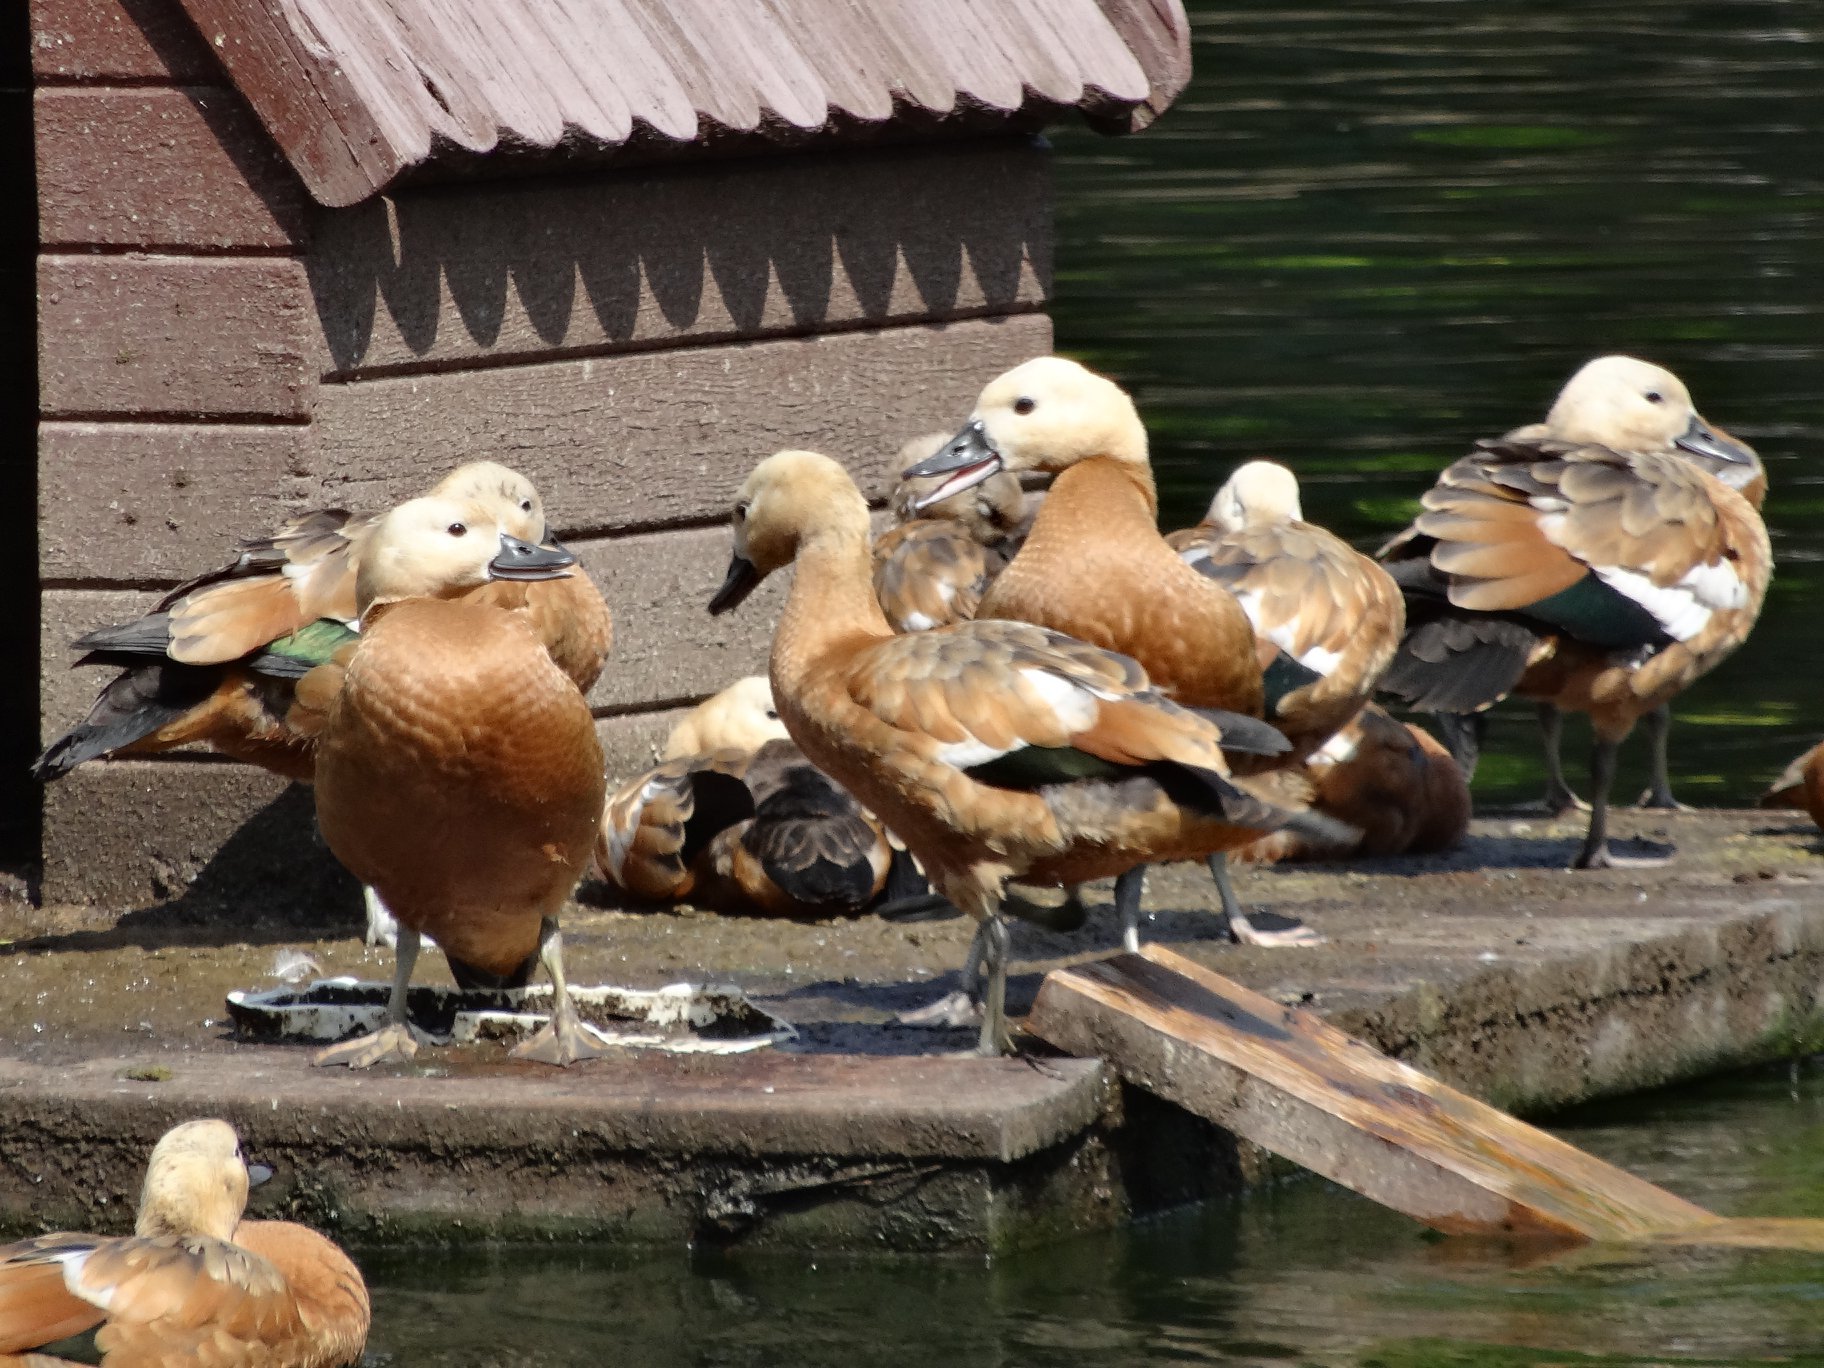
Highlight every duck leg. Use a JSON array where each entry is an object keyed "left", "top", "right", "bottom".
[
  {"left": 314, "top": 925, "right": 428, "bottom": 1068},
  {"left": 975, "top": 913, "right": 1014, "bottom": 1057},
  {"left": 513, "top": 918, "right": 612, "bottom": 1065},
  {"left": 1574, "top": 736, "right": 1673, "bottom": 869},
  {"left": 1537, "top": 704, "right": 1589, "bottom": 814},
  {"left": 1114, "top": 865, "right": 1148, "bottom": 953},
  {"left": 1208, "top": 853, "right": 1324, "bottom": 947},
  {"left": 1633, "top": 704, "right": 1691, "bottom": 811}
]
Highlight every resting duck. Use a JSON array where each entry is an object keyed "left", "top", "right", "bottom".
[
  {"left": 707, "top": 449, "right": 1321, "bottom": 1055},
  {"left": 34, "top": 462, "right": 612, "bottom": 783},
  {"left": 296, "top": 496, "right": 607, "bottom": 1067},
  {"left": 909, "top": 357, "right": 1328, "bottom": 949},
  {"left": 1168, "top": 460, "right": 1405, "bottom": 758},
  {"left": 597, "top": 737, "right": 901, "bottom": 919},
  {"left": 1230, "top": 704, "right": 1469, "bottom": 865},
  {"left": 1761, "top": 742, "right": 1824, "bottom": 831},
  {"left": 0, "top": 1119, "right": 368, "bottom": 1367},
  {"left": 659, "top": 675, "right": 785, "bottom": 759},
  {"left": 1378, "top": 355, "right": 1771, "bottom": 868},
  {"left": 872, "top": 433, "right": 1029, "bottom": 633}
]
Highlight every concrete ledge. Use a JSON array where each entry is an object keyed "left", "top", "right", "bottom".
[{"left": 4, "top": 810, "right": 1821, "bottom": 1250}]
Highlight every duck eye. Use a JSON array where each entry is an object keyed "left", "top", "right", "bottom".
[
  {"left": 1644, "top": 391, "right": 1664, "bottom": 404},
  {"left": 1013, "top": 396, "right": 1036, "bottom": 415},
  {"left": 735, "top": 501, "right": 750, "bottom": 521},
  {"left": 448, "top": 522, "right": 468, "bottom": 537},
  {"left": 519, "top": 498, "right": 533, "bottom": 513}
]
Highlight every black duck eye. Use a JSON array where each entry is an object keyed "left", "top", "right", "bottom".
[
  {"left": 1644, "top": 390, "right": 1664, "bottom": 404},
  {"left": 519, "top": 498, "right": 534, "bottom": 513},
  {"left": 765, "top": 709, "right": 779, "bottom": 720},
  {"left": 735, "top": 501, "right": 750, "bottom": 521},
  {"left": 1013, "top": 396, "right": 1036, "bottom": 415},
  {"left": 448, "top": 522, "right": 468, "bottom": 537}
]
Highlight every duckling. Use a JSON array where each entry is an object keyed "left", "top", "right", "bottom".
[
  {"left": 1169, "top": 460, "right": 1405, "bottom": 757},
  {"left": 297, "top": 497, "right": 607, "bottom": 1067},
  {"left": 909, "top": 358, "right": 1325, "bottom": 950},
  {"left": 1378, "top": 355, "right": 1770, "bottom": 868},
  {"left": 598, "top": 738, "right": 898, "bottom": 919},
  {"left": 873, "top": 433, "right": 1029, "bottom": 633},
  {"left": 707, "top": 449, "right": 1326, "bottom": 1055},
  {"left": 659, "top": 675, "right": 787, "bottom": 759},
  {"left": 1230, "top": 705, "right": 1469, "bottom": 864},
  {"left": 35, "top": 462, "right": 611, "bottom": 785},
  {"left": 0, "top": 1119, "right": 368, "bottom": 1367},
  {"left": 1761, "top": 741, "right": 1824, "bottom": 830}
]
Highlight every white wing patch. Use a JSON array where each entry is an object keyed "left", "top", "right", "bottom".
[
  {"left": 1233, "top": 589, "right": 1341, "bottom": 676},
  {"left": 899, "top": 612, "right": 938, "bottom": 632},
  {"left": 1593, "top": 559, "right": 1748, "bottom": 642},
  {"left": 930, "top": 667, "right": 1098, "bottom": 771},
  {"left": 54, "top": 1246, "right": 113, "bottom": 1312},
  {"left": 1314, "top": 726, "right": 1361, "bottom": 768}
]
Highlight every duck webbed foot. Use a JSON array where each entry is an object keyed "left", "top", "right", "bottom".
[
  {"left": 1208, "top": 854, "right": 1323, "bottom": 947},
  {"left": 509, "top": 918, "right": 611, "bottom": 1066},
  {"left": 314, "top": 1021, "right": 426, "bottom": 1069}
]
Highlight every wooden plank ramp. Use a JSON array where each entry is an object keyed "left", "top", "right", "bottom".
[{"left": 1027, "top": 945, "right": 1824, "bottom": 1250}]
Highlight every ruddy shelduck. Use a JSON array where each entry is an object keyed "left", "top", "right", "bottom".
[
  {"left": 658, "top": 675, "right": 787, "bottom": 760},
  {"left": 1379, "top": 355, "right": 1771, "bottom": 868},
  {"left": 909, "top": 358, "right": 1324, "bottom": 950},
  {"left": 1761, "top": 741, "right": 1824, "bottom": 832},
  {"left": 296, "top": 496, "right": 607, "bottom": 1067},
  {"left": 707, "top": 449, "right": 1317, "bottom": 1055},
  {"left": 0, "top": 1119, "right": 368, "bottom": 1367},
  {"left": 872, "top": 433, "right": 1028, "bottom": 634}
]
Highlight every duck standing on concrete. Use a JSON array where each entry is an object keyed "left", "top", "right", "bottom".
[
  {"left": 0, "top": 1119, "right": 368, "bottom": 1367},
  {"left": 908, "top": 358, "right": 1327, "bottom": 950},
  {"left": 707, "top": 449, "right": 1319, "bottom": 1055},
  {"left": 1761, "top": 742, "right": 1824, "bottom": 832},
  {"left": 295, "top": 497, "right": 607, "bottom": 1067},
  {"left": 34, "top": 461, "right": 612, "bottom": 783},
  {"left": 873, "top": 433, "right": 1029, "bottom": 633},
  {"left": 1378, "top": 356, "right": 1771, "bottom": 868}
]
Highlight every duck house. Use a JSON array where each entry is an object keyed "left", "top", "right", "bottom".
[{"left": 18, "top": 0, "right": 1190, "bottom": 908}]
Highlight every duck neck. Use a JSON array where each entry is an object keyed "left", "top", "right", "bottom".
[
  {"left": 772, "top": 524, "right": 890, "bottom": 690},
  {"left": 1048, "top": 456, "right": 1159, "bottom": 524}
]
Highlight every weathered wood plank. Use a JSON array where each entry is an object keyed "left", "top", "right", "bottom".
[
  {"left": 37, "top": 710, "right": 685, "bottom": 908},
  {"left": 36, "top": 87, "right": 305, "bottom": 250},
  {"left": 39, "top": 255, "right": 316, "bottom": 419},
  {"left": 308, "top": 140, "right": 1051, "bottom": 375},
  {"left": 39, "top": 422, "right": 316, "bottom": 583},
  {"left": 1027, "top": 945, "right": 1718, "bottom": 1243},
  {"left": 29, "top": 0, "right": 215, "bottom": 83},
  {"left": 312, "top": 313, "right": 1052, "bottom": 532}
]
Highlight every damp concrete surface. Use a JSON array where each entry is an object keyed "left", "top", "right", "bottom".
[{"left": 2, "top": 808, "right": 1821, "bottom": 1253}]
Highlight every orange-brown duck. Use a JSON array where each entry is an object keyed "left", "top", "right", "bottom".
[
  {"left": 0, "top": 1120, "right": 367, "bottom": 1368},
  {"left": 296, "top": 496, "right": 606, "bottom": 1067},
  {"left": 1761, "top": 741, "right": 1824, "bottom": 831},
  {"left": 707, "top": 450, "right": 1322, "bottom": 1055},
  {"left": 1379, "top": 355, "right": 1771, "bottom": 868},
  {"left": 909, "top": 358, "right": 1328, "bottom": 950}
]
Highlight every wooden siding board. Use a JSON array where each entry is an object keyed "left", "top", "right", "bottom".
[
  {"left": 307, "top": 141, "right": 1050, "bottom": 376},
  {"left": 30, "top": 0, "right": 215, "bottom": 83},
  {"left": 311, "top": 313, "right": 1053, "bottom": 532},
  {"left": 39, "top": 422, "right": 316, "bottom": 583},
  {"left": 35, "top": 87, "right": 306, "bottom": 250},
  {"left": 38, "top": 255, "right": 316, "bottom": 419}
]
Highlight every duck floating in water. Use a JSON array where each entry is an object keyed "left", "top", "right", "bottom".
[
  {"left": 708, "top": 449, "right": 1325, "bottom": 1055},
  {"left": 1378, "top": 355, "right": 1770, "bottom": 868},
  {"left": 0, "top": 1119, "right": 368, "bottom": 1367},
  {"left": 296, "top": 496, "right": 607, "bottom": 1067}
]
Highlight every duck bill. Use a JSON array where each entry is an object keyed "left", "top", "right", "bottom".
[
  {"left": 247, "top": 1162, "right": 274, "bottom": 1188},
  {"left": 708, "top": 554, "right": 761, "bottom": 615},
  {"left": 904, "top": 420, "right": 1004, "bottom": 511},
  {"left": 489, "top": 533, "right": 576, "bottom": 581},
  {"left": 1674, "top": 415, "right": 1756, "bottom": 467}
]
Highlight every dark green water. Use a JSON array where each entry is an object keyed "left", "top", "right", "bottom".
[
  {"left": 357, "top": 1063, "right": 1824, "bottom": 1366},
  {"left": 1049, "top": 0, "right": 1824, "bottom": 805}
]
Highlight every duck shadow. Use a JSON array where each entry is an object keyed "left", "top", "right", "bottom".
[{"left": 17, "top": 785, "right": 361, "bottom": 957}]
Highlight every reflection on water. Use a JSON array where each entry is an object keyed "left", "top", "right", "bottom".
[
  {"left": 1049, "top": 0, "right": 1824, "bottom": 805},
  {"left": 357, "top": 1063, "right": 1824, "bottom": 1366}
]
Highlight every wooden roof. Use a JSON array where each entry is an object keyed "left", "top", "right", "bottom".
[{"left": 174, "top": 0, "right": 1192, "bottom": 207}]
